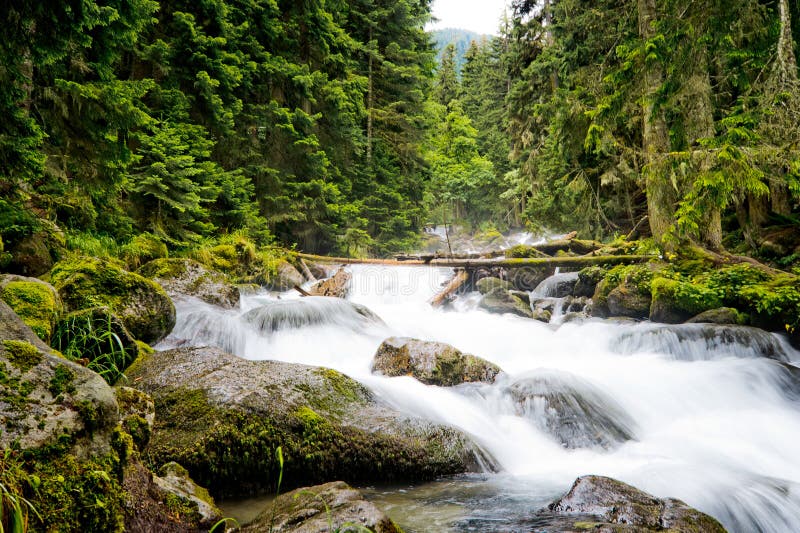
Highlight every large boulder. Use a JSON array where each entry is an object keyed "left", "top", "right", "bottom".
[
  {"left": 686, "top": 307, "right": 746, "bottom": 325},
  {"left": 371, "top": 337, "right": 501, "bottom": 386},
  {"left": 546, "top": 475, "right": 725, "bottom": 532},
  {"left": 606, "top": 282, "right": 651, "bottom": 320},
  {"left": 242, "top": 481, "right": 400, "bottom": 533},
  {"left": 270, "top": 260, "right": 306, "bottom": 291},
  {"left": 5, "top": 221, "right": 65, "bottom": 277},
  {"left": 649, "top": 278, "right": 722, "bottom": 324},
  {"left": 0, "top": 274, "right": 62, "bottom": 342},
  {"left": 504, "top": 371, "right": 636, "bottom": 450},
  {"left": 49, "top": 257, "right": 176, "bottom": 344},
  {"left": 479, "top": 287, "right": 533, "bottom": 318},
  {"left": 309, "top": 267, "right": 351, "bottom": 298},
  {"left": 0, "top": 300, "right": 213, "bottom": 532},
  {"left": 127, "top": 346, "right": 492, "bottom": 498},
  {"left": 138, "top": 258, "right": 240, "bottom": 309}
]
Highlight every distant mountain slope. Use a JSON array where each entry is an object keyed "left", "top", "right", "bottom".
[{"left": 431, "top": 28, "right": 490, "bottom": 73}]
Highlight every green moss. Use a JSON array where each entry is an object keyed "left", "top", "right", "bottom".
[
  {"left": 123, "top": 414, "right": 151, "bottom": 450},
  {"left": 49, "top": 256, "right": 174, "bottom": 344},
  {"left": 651, "top": 278, "right": 723, "bottom": 316},
  {"left": 49, "top": 365, "right": 76, "bottom": 396},
  {"left": 120, "top": 233, "right": 168, "bottom": 270},
  {"left": 136, "top": 340, "right": 154, "bottom": 357},
  {"left": 2, "top": 340, "right": 43, "bottom": 372},
  {"left": 136, "top": 257, "right": 191, "bottom": 280},
  {"left": 318, "top": 368, "right": 370, "bottom": 406},
  {"left": 75, "top": 399, "right": 100, "bottom": 434},
  {"left": 0, "top": 362, "right": 35, "bottom": 411},
  {"left": 1, "top": 281, "right": 59, "bottom": 341},
  {"left": 2, "top": 433, "right": 127, "bottom": 533}
]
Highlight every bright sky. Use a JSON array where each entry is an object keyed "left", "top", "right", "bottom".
[{"left": 427, "top": 0, "right": 510, "bottom": 36}]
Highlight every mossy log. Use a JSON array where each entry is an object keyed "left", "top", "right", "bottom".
[{"left": 292, "top": 252, "right": 652, "bottom": 269}]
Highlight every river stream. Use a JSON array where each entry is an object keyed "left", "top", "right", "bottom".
[{"left": 162, "top": 264, "right": 800, "bottom": 532}]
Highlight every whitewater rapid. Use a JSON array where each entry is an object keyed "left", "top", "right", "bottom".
[{"left": 163, "top": 265, "right": 800, "bottom": 532}]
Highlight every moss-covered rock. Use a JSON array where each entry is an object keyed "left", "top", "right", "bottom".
[
  {"left": 138, "top": 258, "right": 240, "bottom": 309},
  {"left": 0, "top": 275, "right": 62, "bottom": 342},
  {"left": 154, "top": 462, "right": 222, "bottom": 528},
  {"left": 591, "top": 264, "right": 656, "bottom": 319},
  {"left": 120, "top": 232, "right": 168, "bottom": 270},
  {"left": 574, "top": 266, "right": 606, "bottom": 298},
  {"left": 242, "top": 481, "right": 402, "bottom": 533},
  {"left": 478, "top": 287, "right": 533, "bottom": 318},
  {"left": 607, "top": 283, "right": 651, "bottom": 319},
  {"left": 371, "top": 337, "right": 502, "bottom": 386},
  {"left": 49, "top": 256, "right": 176, "bottom": 344},
  {"left": 116, "top": 386, "right": 155, "bottom": 451},
  {"left": 5, "top": 221, "right": 65, "bottom": 277},
  {"left": 475, "top": 276, "right": 513, "bottom": 294},
  {"left": 548, "top": 475, "right": 725, "bottom": 532},
  {"left": 649, "top": 278, "right": 723, "bottom": 324},
  {"left": 127, "top": 346, "right": 492, "bottom": 499},
  {"left": 685, "top": 307, "right": 747, "bottom": 325}
]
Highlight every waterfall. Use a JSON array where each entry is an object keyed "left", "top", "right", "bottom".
[{"left": 162, "top": 265, "right": 800, "bottom": 533}]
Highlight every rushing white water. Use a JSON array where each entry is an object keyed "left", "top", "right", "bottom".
[{"left": 164, "top": 265, "right": 800, "bottom": 532}]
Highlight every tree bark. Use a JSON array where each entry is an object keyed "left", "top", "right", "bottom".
[{"left": 638, "top": 0, "right": 675, "bottom": 247}]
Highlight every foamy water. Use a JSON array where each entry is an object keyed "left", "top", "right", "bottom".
[{"left": 163, "top": 265, "right": 800, "bottom": 532}]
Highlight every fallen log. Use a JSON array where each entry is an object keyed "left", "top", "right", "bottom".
[
  {"left": 430, "top": 270, "right": 469, "bottom": 308},
  {"left": 294, "top": 285, "right": 311, "bottom": 297},
  {"left": 292, "top": 251, "right": 653, "bottom": 269},
  {"left": 298, "top": 259, "right": 317, "bottom": 282}
]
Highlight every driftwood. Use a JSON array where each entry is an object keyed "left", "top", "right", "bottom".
[
  {"left": 293, "top": 251, "right": 652, "bottom": 269},
  {"left": 298, "top": 259, "right": 317, "bottom": 282},
  {"left": 294, "top": 285, "right": 311, "bottom": 297},
  {"left": 430, "top": 270, "right": 469, "bottom": 308},
  {"left": 308, "top": 267, "right": 352, "bottom": 298}
]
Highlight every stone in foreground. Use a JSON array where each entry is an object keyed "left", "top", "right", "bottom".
[
  {"left": 128, "top": 346, "right": 492, "bottom": 498},
  {"left": 546, "top": 475, "right": 726, "bottom": 532},
  {"left": 372, "top": 336, "right": 501, "bottom": 386},
  {"left": 242, "top": 481, "right": 400, "bottom": 533}
]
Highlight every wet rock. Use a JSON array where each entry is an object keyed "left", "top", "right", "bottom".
[
  {"left": 612, "top": 323, "right": 791, "bottom": 362},
  {"left": 686, "top": 307, "right": 746, "bottom": 325},
  {"left": 122, "top": 459, "right": 218, "bottom": 533},
  {"left": 606, "top": 282, "right": 650, "bottom": 319},
  {"left": 566, "top": 296, "right": 589, "bottom": 313},
  {"left": 476, "top": 277, "right": 513, "bottom": 294},
  {"left": 243, "top": 297, "right": 383, "bottom": 333},
  {"left": 532, "top": 272, "right": 579, "bottom": 298},
  {"left": 242, "top": 481, "right": 400, "bottom": 533},
  {"left": 0, "top": 300, "right": 119, "bottom": 452},
  {"left": 506, "top": 371, "right": 636, "bottom": 449},
  {"left": 531, "top": 308, "right": 552, "bottom": 323},
  {"left": 116, "top": 386, "right": 155, "bottom": 450},
  {"left": 270, "top": 260, "right": 305, "bottom": 291},
  {"left": 561, "top": 311, "right": 587, "bottom": 323},
  {"left": 510, "top": 290, "right": 531, "bottom": 305},
  {"left": 138, "top": 258, "right": 240, "bottom": 309},
  {"left": 50, "top": 256, "right": 176, "bottom": 344},
  {"left": 0, "top": 274, "right": 62, "bottom": 342},
  {"left": 547, "top": 475, "right": 725, "bottom": 532},
  {"left": 479, "top": 287, "right": 533, "bottom": 318},
  {"left": 309, "top": 267, "right": 351, "bottom": 298},
  {"left": 128, "top": 346, "right": 492, "bottom": 498},
  {"left": 371, "top": 337, "right": 501, "bottom": 386},
  {"left": 154, "top": 462, "right": 223, "bottom": 527}
]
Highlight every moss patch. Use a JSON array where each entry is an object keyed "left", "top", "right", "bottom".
[
  {"left": 1, "top": 281, "right": 59, "bottom": 342},
  {"left": 49, "top": 365, "right": 76, "bottom": 396},
  {"left": 120, "top": 233, "right": 168, "bottom": 270},
  {"left": 2, "top": 340, "right": 43, "bottom": 372}
]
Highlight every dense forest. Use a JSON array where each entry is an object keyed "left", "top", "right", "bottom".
[{"left": 1, "top": 0, "right": 800, "bottom": 265}]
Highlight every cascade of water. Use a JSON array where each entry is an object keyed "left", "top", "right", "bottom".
[{"left": 163, "top": 264, "right": 800, "bottom": 533}]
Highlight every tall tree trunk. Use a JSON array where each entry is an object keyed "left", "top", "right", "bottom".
[
  {"left": 686, "top": 44, "right": 722, "bottom": 249},
  {"left": 767, "top": 0, "right": 798, "bottom": 216},
  {"left": 366, "top": 27, "right": 374, "bottom": 164},
  {"left": 638, "top": 0, "right": 674, "bottom": 246}
]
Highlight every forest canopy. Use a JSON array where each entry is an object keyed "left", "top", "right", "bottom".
[{"left": 1, "top": 0, "right": 799, "bottom": 263}]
